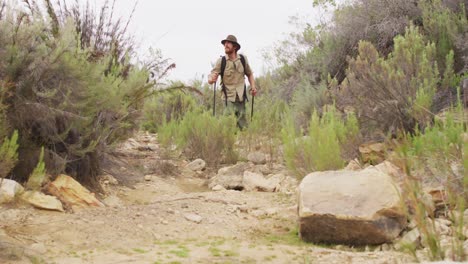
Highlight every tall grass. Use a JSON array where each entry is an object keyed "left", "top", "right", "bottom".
[
  {"left": 158, "top": 110, "right": 238, "bottom": 167},
  {"left": 282, "top": 104, "right": 359, "bottom": 179}
]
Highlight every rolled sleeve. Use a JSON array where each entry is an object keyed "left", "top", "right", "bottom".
[{"left": 211, "top": 57, "right": 222, "bottom": 75}]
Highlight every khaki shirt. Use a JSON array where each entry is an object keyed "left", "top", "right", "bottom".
[{"left": 211, "top": 54, "right": 253, "bottom": 102}]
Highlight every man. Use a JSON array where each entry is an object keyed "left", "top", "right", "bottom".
[{"left": 208, "top": 35, "right": 257, "bottom": 129}]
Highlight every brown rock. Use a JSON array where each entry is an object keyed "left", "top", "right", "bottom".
[
  {"left": 47, "top": 175, "right": 104, "bottom": 210},
  {"left": 359, "top": 142, "right": 385, "bottom": 164},
  {"left": 21, "top": 191, "right": 64, "bottom": 212},
  {"left": 344, "top": 159, "right": 362, "bottom": 171},
  {"left": 298, "top": 167, "right": 407, "bottom": 245}
]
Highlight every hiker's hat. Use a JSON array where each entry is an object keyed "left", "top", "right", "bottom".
[{"left": 221, "top": 35, "right": 241, "bottom": 50}]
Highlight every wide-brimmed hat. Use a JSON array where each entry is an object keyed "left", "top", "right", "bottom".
[{"left": 221, "top": 35, "right": 241, "bottom": 50}]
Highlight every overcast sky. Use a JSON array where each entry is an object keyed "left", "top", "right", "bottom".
[{"left": 92, "top": 0, "right": 319, "bottom": 82}]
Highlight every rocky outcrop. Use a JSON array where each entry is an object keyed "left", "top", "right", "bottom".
[
  {"left": 46, "top": 174, "right": 104, "bottom": 210},
  {"left": 298, "top": 167, "right": 406, "bottom": 245}
]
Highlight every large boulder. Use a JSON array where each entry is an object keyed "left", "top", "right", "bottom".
[
  {"left": 0, "top": 179, "right": 24, "bottom": 204},
  {"left": 298, "top": 167, "right": 406, "bottom": 245},
  {"left": 46, "top": 175, "right": 104, "bottom": 210},
  {"left": 209, "top": 162, "right": 250, "bottom": 190}
]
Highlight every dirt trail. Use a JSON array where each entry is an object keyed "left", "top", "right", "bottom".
[{"left": 0, "top": 133, "right": 414, "bottom": 264}]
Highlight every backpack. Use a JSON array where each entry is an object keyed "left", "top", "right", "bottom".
[{"left": 220, "top": 54, "right": 248, "bottom": 105}]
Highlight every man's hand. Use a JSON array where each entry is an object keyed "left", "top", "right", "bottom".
[
  {"left": 250, "top": 86, "right": 257, "bottom": 96},
  {"left": 208, "top": 73, "right": 219, "bottom": 84}
]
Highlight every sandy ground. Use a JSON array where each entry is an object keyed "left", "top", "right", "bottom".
[{"left": 0, "top": 133, "right": 415, "bottom": 264}]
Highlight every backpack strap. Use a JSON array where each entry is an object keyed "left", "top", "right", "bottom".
[
  {"left": 219, "top": 54, "right": 248, "bottom": 105},
  {"left": 220, "top": 56, "right": 228, "bottom": 106}
]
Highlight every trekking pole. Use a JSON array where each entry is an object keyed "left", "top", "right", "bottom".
[
  {"left": 251, "top": 93, "right": 254, "bottom": 121},
  {"left": 213, "top": 81, "right": 217, "bottom": 116}
]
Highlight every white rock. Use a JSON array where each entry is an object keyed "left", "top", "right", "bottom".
[
  {"left": 186, "top": 159, "right": 206, "bottom": 171},
  {"left": 103, "top": 195, "right": 123, "bottom": 207},
  {"left": 242, "top": 171, "right": 276, "bottom": 192},
  {"left": 0, "top": 179, "right": 24, "bottom": 204},
  {"left": 29, "top": 243, "right": 47, "bottom": 254},
  {"left": 211, "top": 185, "right": 225, "bottom": 191},
  {"left": 184, "top": 213, "right": 203, "bottom": 224},
  {"left": 144, "top": 175, "right": 152, "bottom": 181}
]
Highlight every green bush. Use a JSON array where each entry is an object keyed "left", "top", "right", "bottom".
[
  {"left": 158, "top": 111, "right": 238, "bottom": 167},
  {"left": 0, "top": 3, "right": 159, "bottom": 186},
  {"left": 26, "top": 147, "right": 47, "bottom": 190},
  {"left": 142, "top": 91, "right": 197, "bottom": 133},
  {"left": 282, "top": 104, "right": 359, "bottom": 179},
  {"left": 0, "top": 130, "right": 19, "bottom": 179},
  {"left": 241, "top": 98, "right": 289, "bottom": 163},
  {"left": 397, "top": 103, "right": 466, "bottom": 261},
  {"left": 341, "top": 25, "right": 444, "bottom": 134}
]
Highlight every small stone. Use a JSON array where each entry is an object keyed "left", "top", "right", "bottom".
[
  {"left": 186, "top": 159, "right": 206, "bottom": 171},
  {"left": 167, "top": 209, "right": 176, "bottom": 214},
  {"left": 265, "top": 208, "right": 278, "bottom": 216},
  {"left": 381, "top": 243, "right": 391, "bottom": 251},
  {"left": 247, "top": 152, "right": 267, "bottom": 165},
  {"left": 212, "top": 185, "right": 225, "bottom": 191},
  {"left": 250, "top": 209, "right": 266, "bottom": 217},
  {"left": 184, "top": 213, "right": 203, "bottom": 224},
  {"left": 162, "top": 220, "right": 169, "bottom": 225},
  {"left": 144, "top": 175, "right": 152, "bottom": 181},
  {"left": 29, "top": 243, "right": 47, "bottom": 254}
]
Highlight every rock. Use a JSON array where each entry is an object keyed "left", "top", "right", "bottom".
[
  {"left": 211, "top": 185, "right": 225, "bottom": 191},
  {"left": 345, "top": 159, "right": 362, "bottom": 171},
  {"left": 359, "top": 142, "right": 385, "bottom": 164},
  {"left": 209, "top": 162, "right": 250, "bottom": 190},
  {"left": 298, "top": 167, "right": 406, "bottom": 245},
  {"left": 0, "top": 179, "right": 24, "bottom": 204},
  {"left": 21, "top": 191, "right": 64, "bottom": 212},
  {"left": 186, "top": 159, "right": 206, "bottom": 171},
  {"left": 184, "top": 213, "right": 203, "bottom": 224},
  {"left": 29, "top": 243, "right": 47, "bottom": 254},
  {"left": 100, "top": 174, "right": 118, "bottom": 185},
  {"left": 103, "top": 195, "right": 123, "bottom": 207},
  {"left": 242, "top": 171, "right": 276, "bottom": 192},
  {"left": 250, "top": 209, "right": 267, "bottom": 217},
  {"left": 46, "top": 174, "right": 104, "bottom": 210},
  {"left": 144, "top": 175, "right": 152, "bottom": 181},
  {"left": 434, "top": 219, "right": 451, "bottom": 236},
  {"left": 395, "top": 228, "right": 421, "bottom": 250},
  {"left": 247, "top": 152, "right": 267, "bottom": 165},
  {"left": 374, "top": 161, "right": 405, "bottom": 181}
]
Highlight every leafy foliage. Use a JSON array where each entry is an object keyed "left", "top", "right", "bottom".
[
  {"left": 281, "top": 104, "right": 359, "bottom": 179},
  {"left": 339, "top": 25, "right": 443, "bottom": 135},
  {"left": 0, "top": 2, "right": 171, "bottom": 186},
  {"left": 159, "top": 111, "right": 238, "bottom": 167}
]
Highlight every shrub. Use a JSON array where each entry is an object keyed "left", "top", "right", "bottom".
[
  {"left": 241, "top": 98, "right": 289, "bottom": 163},
  {"left": 282, "top": 104, "right": 359, "bottom": 179},
  {"left": 397, "top": 103, "right": 466, "bottom": 261},
  {"left": 0, "top": 2, "right": 165, "bottom": 187},
  {"left": 340, "top": 25, "right": 445, "bottom": 135},
  {"left": 142, "top": 91, "right": 197, "bottom": 133},
  {"left": 0, "top": 130, "right": 19, "bottom": 179},
  {"left": 158, "top": 111, "right": 238, "bottom": 167}
]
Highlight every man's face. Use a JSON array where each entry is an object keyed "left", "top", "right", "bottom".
[{"left": 224, "top": 41, "right": 236, "bottom": 54}]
